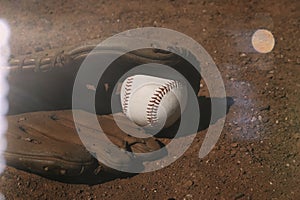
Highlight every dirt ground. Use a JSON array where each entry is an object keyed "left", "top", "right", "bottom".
[{"left": 0, "top": 0, "right": 299, "bottom": 199}]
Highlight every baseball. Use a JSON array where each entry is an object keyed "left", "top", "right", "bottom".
[{"left": 120, "top": 75, "right": 187, "bottom": 129}]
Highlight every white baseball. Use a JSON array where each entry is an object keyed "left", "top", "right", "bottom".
[{"left": 120, "top": 75, "right": 187, "bottom": 129}]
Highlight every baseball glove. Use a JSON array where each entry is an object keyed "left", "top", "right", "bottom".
[
  {"left": 7, "top": 41, "right": 201, "bottom": 115},
  {"left": 5, "top": 110, "right": 164, "bottom": 183},
  {"left": 5, "top": 40, "right": 201, "bottom": 182}
]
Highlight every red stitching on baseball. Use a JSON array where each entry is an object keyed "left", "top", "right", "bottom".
[
  {"left": 122, "top": 77, "right": 134, "bottom": 114},
  {"left": 146, "top": 80, "right": 181, "bottom": 126}
]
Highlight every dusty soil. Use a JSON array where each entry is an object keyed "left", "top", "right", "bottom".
[{"left": 0, "top": 0, "right": 299, "bottom": 199}]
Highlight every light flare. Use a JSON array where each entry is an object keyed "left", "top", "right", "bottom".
[
  {"left": 251, "top": 29, "right": 275, "bottom": 53},
  {"left": 0, "top": 19, "right": 10, "bottom": 179}
]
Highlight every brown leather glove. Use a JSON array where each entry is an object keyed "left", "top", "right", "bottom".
[
  {"left": 7, "top": 42, "right": 201, "bottom": 115},
  {"left": 5, "top": 110, "right": 164, "bottom": 183},
  {"left": 5, "top": 41, "right": 201, "bottom": 182}
]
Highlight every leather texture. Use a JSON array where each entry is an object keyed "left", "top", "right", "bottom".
[{"left": 5, "top": 110, "right": 163, "bottom": 182}]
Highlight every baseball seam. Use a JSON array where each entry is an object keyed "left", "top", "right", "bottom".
[
  {"left": 146, "top": 80, "right": 181, "bottom": 126},
  {"left": 122, "top": 77, "right": 134, "bottom": 115}
]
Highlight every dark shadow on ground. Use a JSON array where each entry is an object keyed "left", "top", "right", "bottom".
[{"left": 156, "top": 96, "right": 234, "bottom": 138}]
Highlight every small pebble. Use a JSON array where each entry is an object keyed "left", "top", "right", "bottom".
[
  {"left": 184, "top": 194, "right": 193, "bottom": 200},
  {"left": 240, "top": 147, "right": 247, "bottom": 152},
  {"left": 236, "top": 127, "right": 242, "bottom": 131},
  {"left": 183, "top": 180, "right": 194, "bottom": 188},
  {"left": 231, "top": 143, "right": 239, "bottom": 148},
  {"left": 240, "top": 53, "right": 247, "bottom": 57},
  {"left": 251, "top": 116, "right": 257, "bottom": 122}
]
